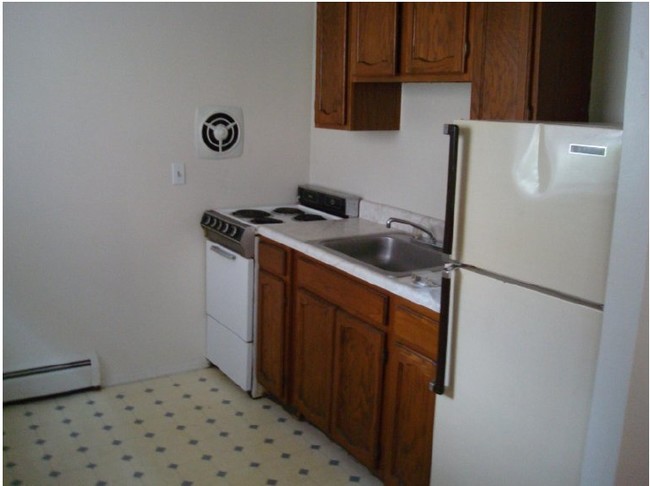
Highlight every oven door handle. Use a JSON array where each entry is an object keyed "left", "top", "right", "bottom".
[{"left": 210, "top": 244, "right": 237, "bottom": 261}]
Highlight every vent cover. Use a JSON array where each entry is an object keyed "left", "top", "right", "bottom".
[{"left": 195, "top": 106, "right": 244, "bottom": 159}]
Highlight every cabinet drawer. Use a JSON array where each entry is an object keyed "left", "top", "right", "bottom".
[
  {"left": 258, "top": 238, "right": 288, "bottom": 277},
  {"left": 391, "top": 298, "right": 440, "bottom": 361},
  {"left": 295, "top": 256, "right": 387, "bottom": 328}
]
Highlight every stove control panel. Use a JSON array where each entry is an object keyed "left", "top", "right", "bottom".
[
  {"left": 298, "top": 184, "right": 360, "bottom": 218},
  {"left": 201, "top": 211, "right": 246, "bottom": 242}
]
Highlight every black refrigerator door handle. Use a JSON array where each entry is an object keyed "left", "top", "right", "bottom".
[
  {"left": 442, "top": 124, "right": 459, "bottom": 255},
  {"left": 434, "top": 266, "right": 453, "bottom": 395}
]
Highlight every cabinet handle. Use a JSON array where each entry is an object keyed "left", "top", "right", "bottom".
[
  {"left": 210, "top": 245, "right": 236, "bottom": 261},
  {"left": 428, "top": 381, "right": 435, "bottom": 393}
]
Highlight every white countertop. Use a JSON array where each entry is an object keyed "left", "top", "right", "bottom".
[{"left": 256, "top": 218, "right": 442, "bottom": 313}]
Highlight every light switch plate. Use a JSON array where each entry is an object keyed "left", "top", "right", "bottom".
[{"left": 172, "top": 163, "right": 185, "bottom": 185}]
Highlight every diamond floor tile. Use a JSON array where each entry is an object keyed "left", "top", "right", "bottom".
[{"left": 3, "top": 367, "right": 380, "bottom": 485}]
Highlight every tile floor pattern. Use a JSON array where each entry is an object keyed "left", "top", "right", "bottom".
[{"left": 3, "top": 367, "right": 382, "bottom": 485}]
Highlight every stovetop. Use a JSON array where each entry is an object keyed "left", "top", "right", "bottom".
[
  {"left": 225, "top": 205, "right": 340, "bottom": 225},
  {"left": 201, "top": 185, "right": 360, "bottom": 258}
]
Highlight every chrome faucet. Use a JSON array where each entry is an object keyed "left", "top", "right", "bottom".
[{"left": 386, "top": 217, "right": 438, "bottom": 246}]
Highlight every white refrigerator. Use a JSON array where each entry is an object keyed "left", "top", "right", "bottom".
[{"left": 430, "top": 121, "right": 623, "bottom": 486}]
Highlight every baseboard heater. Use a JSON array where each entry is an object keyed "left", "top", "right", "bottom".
[{"left": 3, "top": 355, "right": 101, "bottom": 403}]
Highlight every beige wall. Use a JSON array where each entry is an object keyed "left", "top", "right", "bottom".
[
  {"left": 309, "top": 83, "right": 471, "bottom": 220},
  {"left": 3, "top": 3, "right": 314, "bottom": 385}
]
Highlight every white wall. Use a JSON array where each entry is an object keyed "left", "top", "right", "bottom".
[
  {"left": 309, "top": 83, "right": 471, "bottom": 220},
  {"left": 581, "top": 3, "right": 649, "bottom": 484},
  {"left": 3, "top": 3, "right": 314, "bottom": 385}
]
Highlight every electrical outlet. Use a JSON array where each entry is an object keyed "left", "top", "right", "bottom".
[{"left": 172, "top": 163, "right": 185, "bottom": 185}]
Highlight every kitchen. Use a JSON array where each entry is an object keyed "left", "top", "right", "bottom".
[{"left": 3, "top": 3, "right": 647, "bottom": 485}]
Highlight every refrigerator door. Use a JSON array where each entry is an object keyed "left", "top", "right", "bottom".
[
  {"left": 431, "top": 268, "right": 602, "bottom": 486},
  {"left": 450, "top": 120, "right": 622, "bottom": 305}
]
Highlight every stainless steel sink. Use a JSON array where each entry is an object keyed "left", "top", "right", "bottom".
[{"left": 314, "top": 232, "right": 448, "bottom": 277}]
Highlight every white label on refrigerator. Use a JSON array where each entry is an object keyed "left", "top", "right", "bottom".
[{"left": 569, "top": 144, "right": 607, "bottom": 156}]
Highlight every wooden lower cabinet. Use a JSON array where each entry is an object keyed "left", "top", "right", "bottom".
[
  {"left": 331, "top": 310, "right": 386, "bottom": 468},
  {"left": 256, "top": 238, "right": 292, "bottom": 403},
  {"left": 292, "top": 289, "right": 336, "bottom": 432},
  {"left": 257, "top": 247, "right": 440, "bottom": 482},
  {"left": 292, "top": 288, "right": 385, "bottom": 471},
  {"left": 256, "top": 270, "right": 288, "bottom": 401},
  {"left": 382, "top": 343, "right": 437, "bottom": 486}
]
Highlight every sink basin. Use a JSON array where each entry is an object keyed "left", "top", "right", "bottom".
[{"left": 314, "top": 232, "right": 448, "bottom": 277}]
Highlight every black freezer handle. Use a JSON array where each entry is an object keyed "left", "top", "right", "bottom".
[
  {"left": 434, "top": 265, "right": 453, "bottom": 395},
  {"left": 442, "top": 124, "right": 459, "bottom": 255}
]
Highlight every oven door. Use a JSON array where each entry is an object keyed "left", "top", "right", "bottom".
[
  {"left": 206, "top": 240, "right": 254, "bottom": 340},
  {"left": 205, "top": 240, "right": 254, "bottom": 391}
]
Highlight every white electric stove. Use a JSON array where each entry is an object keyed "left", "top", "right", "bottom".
[{"left": 200, "top": 185, "right": 360, "bottom": 393}]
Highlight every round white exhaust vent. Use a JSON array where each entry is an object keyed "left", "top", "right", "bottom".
[{"left": 195, "top": 106, "right": 244, "bottom": 159}]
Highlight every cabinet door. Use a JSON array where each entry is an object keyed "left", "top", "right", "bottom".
[
  {"left": 382, "top": 343, "right": 437, "bottom": 486},
  {"left": 256, "top": 270, "right": 287, "bottom": 402},
  {"left": 532, "top": 3, "right": 596, "bottom": 122},
  {"left": 314, "top": 3, "right": 348, "bottom": 128},
  {"left": 331, "top": 310, "right": 386, "bottom": 470},
  {"left": 400, "top": 2, "right": 470, "bottom": 77},
  {"left": 349, "top": 3, "right": 398, "bottom": 77},
  {"left": 470, "top": 3, "right": 535, "bottom": 120},
  {"left": 292, "top": 289, "right": 336, "bottom": 432}
]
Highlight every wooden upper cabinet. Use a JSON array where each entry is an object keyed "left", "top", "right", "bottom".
[
  {"left": 400, "top": 3, "right": 470, "bottom": 78},
  {"left": 471, "top": 2, "right": 596, "bottom": 121},
  {"left": 315, "top": 2, "right": 596, "bottom": 129},
  {"left": 470, "top": 3, "right": 535, "bottom": 120},
  {"left": 315, "top": 3, "right": 401, "bottom": 130},
  {"left": 533, "top": 3, "right": 596, "bottom": 121},
  {"left": 349, "top": 3, "right": 398, "bottom": 77},
  {"left": 348, "top": 2, "right": 474, "bottom": 82},
  {"left": 314, "top": 3, "right": 348, "bottom": 128}
]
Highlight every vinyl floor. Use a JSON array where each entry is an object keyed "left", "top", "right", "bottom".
[{"left": 3, "top": 367, "right": 381, "bottom": 485}]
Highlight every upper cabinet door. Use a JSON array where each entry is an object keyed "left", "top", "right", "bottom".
[
  {"left": 314, "top": 3, "right": 348, "bottom": 128},
  {"left": 349, "top": 3, "right": 398, "bottom": 77},
  {"left": 400, "top": 2, "right": 470, "bottom": 77},
  {"left": 470, "top": 2, "right": 596, "bottom": 122},
  {"left": 470, "top": 3, "right": 535, "bottom": 120}
]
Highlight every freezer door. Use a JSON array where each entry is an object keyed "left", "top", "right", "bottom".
[
  {"left": 431, "top": 268, "right": 602, "bottom": 486},
  {"left": 450, "top": 120, "right": 622, "bottom": 305}
]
